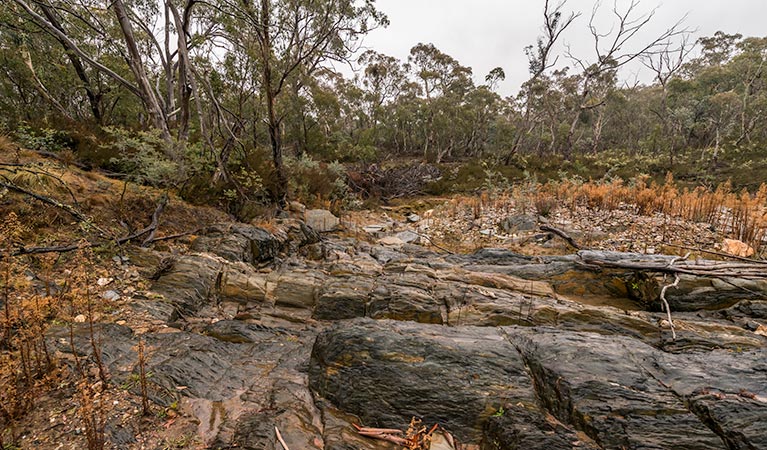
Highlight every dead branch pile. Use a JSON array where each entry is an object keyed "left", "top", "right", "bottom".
[
  {"left": 354, "top": 418, "right": 445, "bottom": 449},
  {"left": 348, "top": 162, "right": 441, "bottom": 201}
]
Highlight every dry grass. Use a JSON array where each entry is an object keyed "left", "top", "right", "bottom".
[
  {"left": 0, "top": 135, "right": 17, "bottom": 154},
  {"left": 0, "top": 216, "right": 114, "bottom": 448},
  {"left": 446, "top": 174, "right": 767, "bottom": 255},
  {"left": 548, "top": 175, "right": 767, "bottom": 253}
]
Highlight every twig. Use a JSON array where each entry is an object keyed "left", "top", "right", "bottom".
[
  {"left": 540, "top": 225, "right": 581, "bottom": 250},
  {"left": 0, "top": 163, "right": 82, "bottom": 208},
  {"left": 665, "top": 243, "right": 767, "bottom": 265},
  {"left": 356, "top": 430, "right": 408, "bottom": 445},
  {"left": 141, "top": 193, "right": 168, "bottom": 247},
  {"left": 9, "top": 195, "right": 174, "bottom": 256},
  {"left": 33, "top": 150, "right": 89, "bottom": 170},
  {"left": 352, "top": 424, "right": 403, "bottom": 434},
  {"left": 274, "top": 426, "right": 290, "bottom": 450},
  {"left": 413, "top": 231, "right": 455, "bottom": 255},
  {"left": 144, "top": 231, "right": 194, "bottom": 244},
  {"left": 658, "top": 252, "right": 689, "bottom": 341},
  {"left": 11, "top": 226, "right": 154, "bottom": 256},
  {"left": 659, "top": 273, "right": 680, "bottom": 340}
]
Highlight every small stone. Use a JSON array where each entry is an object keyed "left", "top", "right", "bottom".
[
  {"left": 363, "top": 225, "right": 385, "bottom": 234},
  {"left": 102, "top": 290, "right": 121, "bottom": 301},
  {"left": 722, "top": 238, "right": 755, "bottom": 257},
  {"left": 74, "top": 314, "right": 87, "bottom": 323},
  {"left": 97, "top": 277, "right": 113, "bottom": 287},
  {"left": 288, "top": 201, "right": 306, "bottom": 213},
  {"left": 378, "top": 236, "right": 405, "bottom": 247},
  {"left": 499, "top": 214, "right": 537, "bottom": 233},
  {"left": 395, "top": 230, "right": 420, "bottom": 244},
  {"left": 406, "top": 213, "right": 421, "bottom": 223},
  {"left": 480, "top": 229, "right": 493, "bottom": 236}
]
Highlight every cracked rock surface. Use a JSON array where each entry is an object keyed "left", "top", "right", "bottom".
[{"left": 53, "top": 222, "right": 767, "bottom": 449}]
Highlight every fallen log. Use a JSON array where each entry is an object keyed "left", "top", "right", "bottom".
[
  {"left": 449, "top": 248, "right": 767, "bottom": 311},
  {"left": 578, "top": 250, "right": 767, "bottom": 280}
]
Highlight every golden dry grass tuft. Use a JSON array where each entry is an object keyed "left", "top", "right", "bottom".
[
  {"left": 447, "top": 174, "right": 767, "bottom": 254},
  {"left": 0, "top": 135, "right": 16, "bottom": 154}
]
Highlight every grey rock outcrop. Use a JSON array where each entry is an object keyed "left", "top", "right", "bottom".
[{"left": 62, "top": 223, "right": 767, "bottom": 449}]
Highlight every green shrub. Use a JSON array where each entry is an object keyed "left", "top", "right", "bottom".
[
  {"left": 14, "top": 125, "right": 72, "bottom": 152},
  {"left": 102, "top": 127, "right": 179, "bottom": 187}
]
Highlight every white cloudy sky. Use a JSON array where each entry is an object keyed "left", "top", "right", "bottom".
[{"left": 353, "top": 0, "right": 767, "bottom": 96}]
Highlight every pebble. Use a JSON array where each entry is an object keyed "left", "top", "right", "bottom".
[{"left": 102, "top": 290, "right": 121, "bottom": 301}]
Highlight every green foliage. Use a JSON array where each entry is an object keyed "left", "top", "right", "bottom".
[
  {"left": 285, "top": 155, "right": 350, "bottom": 206},
  {"left": 2, "top": 0, "right": 767, "bottom": 206},
  {"left": 481, "top": 161, "right": 511, "bottom": 194},
  {"left": 13, "top": 125, "right": 71, "bottom": 152},
  {"left": 102, "top": 127, "right": 179, "bottom": 187}
]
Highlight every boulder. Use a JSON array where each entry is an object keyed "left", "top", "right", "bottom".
[
  {"left": 191, "top": 223, "right": 280, "bottom": 264},
  {"left": 149, "top": 254, "right": 221, "bottom": 315},
  {"left": 506, "top": 327, "right": 766, "bottom": 449},
  {"left": 498, "top": 214, "right": 538, "bottom": 234},
  {"left": 305, "top": 209, "right": 340, "bottom": 232},
  {"left": 722, "top": 238, "right": 755, "bottom": 257}
]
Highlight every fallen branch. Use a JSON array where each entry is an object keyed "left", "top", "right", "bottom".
[
  {"left": 413, "top": 231, "right": 455, "bottom": 255},
  {"left": 274, "top": 426, "right": 290, "bottom": 450},
  {"left": 141, "top": 193, "right": 168, "bottom": 247},
  {"left": 0, "top": 177, "right": 108, "bottom": 236},
  {"left": 351, "top": 424, "right": 403, "bottom": 434},
  {"left": 10, "top": 195, "right": 174, "bottom": 256},
  {"left": 657, "top": 252, "right": 689, "bottom": 340},
  {"left": 33, "top": 150, "right": 90, "bottom": 170},
  {"left": 578, "top": 252, "right": 767, "bottom": 279},
  {"left": 0, "top": 162, "right": 82, "bottom": 208},
  {"left": 540, "top": 225, "right": 581, "bottom": 250},
  {"left": 664, "top": 243, "right": 767, "bottom": 265},
  {"left": 144, "top": 231, "right": 193, "bottom": 244},
  {"left": 12, "top": 225, "right": 153, "bottom": 256},
  {"left": 353, "top": 423, "right": 408, "bottom": 445}
]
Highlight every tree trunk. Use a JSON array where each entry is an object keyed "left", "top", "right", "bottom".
[
  {"left": 38, "top": 3, "right": 103, "bottom": 124},
  {"left": 259, "top": 0, "right": 287, "bottom": 205},
  {"left": 167, "top": 0, "right": 192, "bottom": 143},
  {"left": 112, "top": 0, "right": 173, "bottom": 149}
]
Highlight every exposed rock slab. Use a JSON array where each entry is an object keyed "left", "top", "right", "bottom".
[
  {"left": 310, "top": 320, "right": 586, "bottom": 444},
  {"left": 190, "top": 223, "right": 280, "bottom": 264}
]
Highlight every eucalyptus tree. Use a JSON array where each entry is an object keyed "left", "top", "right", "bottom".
[
  {"left": 407, "top": 43, "right": 473, "bottom": 161},
  {"left": 506, "top": 0, "right": 578, "bottom": 162},
  {"left": 2, "top": 0, "right": 211, "bottom": 156},
  {"left": 563, "top": 0, "right": 688, "bottom": 157},
  {"left": 215, "top": 0, "right": 387, "bottom": 203}
]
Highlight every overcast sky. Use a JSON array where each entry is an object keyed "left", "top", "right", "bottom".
[{"left": 353, "top": 0, "right": 767, "bottom": 96}]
